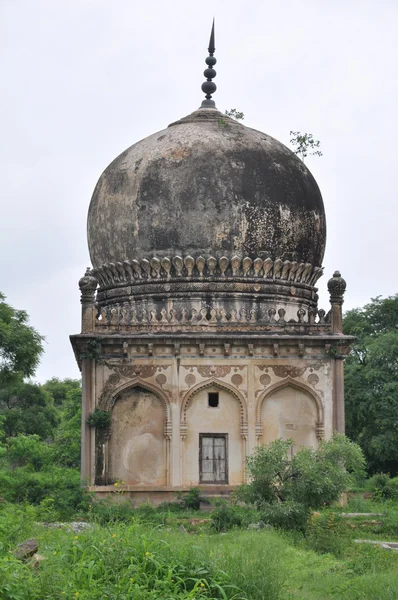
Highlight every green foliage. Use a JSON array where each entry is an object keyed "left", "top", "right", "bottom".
[
  {"left": 210, "top": 501, "right": 256, "bottom": 532},
  {"left": 237, "top": 435, "right": 365, "bottom": 531},
  {"left": 225, "top": 108, "right": 245, "bottom": 120},
  {"left": 41, "top": 377, "right": 81, "bottom": 406},
  {"left": 306, "top": 511, "right": 350, "bottom": 556},
  {"left": 368, "top": 473, "right": 398, "bottom": 500},
  {"left": 179, "top": 487, "right": 203, "bottom": 510},
  {"left": 52, "top": 386, "right": 81, "bottom": 468},
  {"left": 0, "top": 293, "right": 44, "bottom": 385},
  {"left": 79, "top": 337, "right": 103, "bottom": 361},
  {"left": 260, "top": 501, "right": 310, "bottom": 532},
  {"left": 344, "top": 294, "right": 398, "bottom": 474},
  {"left": 6, "top": 434, "right": 53, "bottom": 471},
  {"left": 86, "top": 408, "right": 111, "bottom": 429},
  {"left": 0, "top": 467, "right": 88, "bottom": 517},
  {"left": 89, "top": 498, "right": 134, "bottom": 524},
  {"left": 289, "top": 131, "right": 322, "bottom": 161},
  {"left": 0, "top": 382, "right": 58, "bottom": 440}
]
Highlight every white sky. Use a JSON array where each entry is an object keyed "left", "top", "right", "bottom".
[{"left": 1, "top": 0, "right": 397, "bottom": 383}]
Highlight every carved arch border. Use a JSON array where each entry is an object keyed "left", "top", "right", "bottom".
[
  {"left": 99, "top": 377, "right": 172, "bottom": 426},
  {"left": 255, "top": 377, "right": 324, "bottom": 441},
  {"left": 180, "top": 378, "right": 248, "bottom": 437},
  {"left": 97, "top": 377, "right": 172, "bottom": 485}
]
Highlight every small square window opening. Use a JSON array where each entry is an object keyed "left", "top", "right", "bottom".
[{"left": 208, "top": 392, "right": 219, "bottom": 408}]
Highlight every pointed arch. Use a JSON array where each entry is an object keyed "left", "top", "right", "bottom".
[
  {"left": 256, "top": 377, "right": 324, "bottom": 426},
  {"left": 181, "top": 378, "right": 248, "bottom": 433},
  {"left": 100, "top": 378, "right": 171, "bottom": 423}
]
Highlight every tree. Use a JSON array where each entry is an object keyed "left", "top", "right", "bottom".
[
  {"left": 239, "top": 434, "right": 364, "bottom": 508},
  {"left": 289, "top": 131, "right": 322, "bottom": 161},
  {"left": 52, "top": 384, "right": 82, "bottom": 468},
  {"left": 225, "top": 108, "right": 244, "bottom": 121},
  {"left": 0, "top": 293, "right": 44, "bottom": 386},
  {"left": 42, "top": 377, "right": 81, "bottom": 406},
  {"left": 0, "top": 381, "right": 58, "bottom": 439},
  {"left": 344, "top": 295, "right": 398, "bottom": 474}
]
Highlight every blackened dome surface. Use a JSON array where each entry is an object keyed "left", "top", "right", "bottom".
[{"left": 87, "top": 109, "right": 326, "bottom": 268}]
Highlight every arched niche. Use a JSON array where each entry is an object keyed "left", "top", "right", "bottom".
[
  {"left": 98, "top": 381, "right": 171, "bottom": 486},
  {"left": 256, "top": 379, "right": 324, "bottom": 450},
  {"left": 180, "top": 380, "right": 247, "bottom": 486}
]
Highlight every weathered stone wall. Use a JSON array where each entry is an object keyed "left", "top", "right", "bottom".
[
  {"left": 108, "top": 387, "right": 166, "bottom": 485},
  {"left": 261, "top": 386, "right": 318, "bottom": 449}
]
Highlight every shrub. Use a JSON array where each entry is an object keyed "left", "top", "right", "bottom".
[
  {"left": 7, "top": 434, "right": 53, "bottom": 471},
  {"left": 306, "top": 511, "right": 350, "bottom": 556},
  {"left": 179, "top": 487, "right": 203, "bottom": 510},
  {"left": 89, "top": 498, "right": 134, "bottom": 524},
  {"left": 86, "top": 409, "right": 111, "bottom": 429},
  {"left": 0, "top": 467, "right": 89, "bottom": 518},
  {"left": 237, "top": 434, "right": 365, "bottom": 532},
  {"left": 369, "top": 473, "right": 398, "bottom": 500},
  {"left": 260, "top": 501, "right": 310, "bottom": 532},
  {"left": 212, "top": 501, "right": 243, "bottom": 531}
]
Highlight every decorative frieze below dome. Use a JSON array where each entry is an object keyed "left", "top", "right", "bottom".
[{"left": 92, "top": 254, "right": 324, "bottom": 289}]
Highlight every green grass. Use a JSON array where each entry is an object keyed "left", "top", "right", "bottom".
[{"left": 1, "top": 501, "right": 398, "bottom": 600}]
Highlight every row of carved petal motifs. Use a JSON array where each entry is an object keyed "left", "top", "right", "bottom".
[{"left": 93, "top": 255, "right": 323, "bottom": 286}]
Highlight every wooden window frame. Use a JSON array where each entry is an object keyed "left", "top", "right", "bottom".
[{"left": 199, "top": 433, "right": 228, "bottom": 484}]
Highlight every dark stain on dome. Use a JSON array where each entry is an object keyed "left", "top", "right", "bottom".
[{"left": 87, "top": 109, "right": 326, "bottom": 267}]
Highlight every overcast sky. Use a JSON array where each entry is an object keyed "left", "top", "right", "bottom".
[{"left": 1, "top": 0, "right": 397, "bottom": 384}]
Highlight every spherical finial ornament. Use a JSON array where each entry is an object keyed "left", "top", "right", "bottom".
[
  {"left": 201, "top": 19, "right": 217, "bottom": 108},
  {"left": 327, "top": 270, "right": 347, "bottom": 302},
  {"left": 79, "top": 267, "right": 98, "bottom": 304}
]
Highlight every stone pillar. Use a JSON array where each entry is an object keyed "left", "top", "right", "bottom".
[
  {"left": 327, "top": 271, "right": 347, "bottom": 334},
  {"left": 78, "top": 268, "right": 98, "bottom": 333},
  {"left": 334, "top": 358, "right": 345, "bottom": 433},
  {"left": 81, "top": 358, "right": 93, "bottom": 484}
]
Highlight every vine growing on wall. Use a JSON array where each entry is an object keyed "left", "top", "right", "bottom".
[{"left": 79, "top": 338, "right": 104, "bottom": 362}]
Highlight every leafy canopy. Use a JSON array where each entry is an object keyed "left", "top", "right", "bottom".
[
  {"left": 344, "top": 294, "right": 398, "bottom": 474},
  {"left": 237, "top": 434, "right": 365, "bottom": 510},
  {"left": 0, "top": 292, "right": 44, "bottom": 384},
  {"left": 289, "top": 131, "right": 322, "bottom": 161}
]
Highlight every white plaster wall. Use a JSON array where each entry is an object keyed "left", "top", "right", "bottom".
[
  {"left": 261, "top": 386, "right": 318, "bottom": 449},
  {"left": 184, "top": 385, "right": 243, "bottom": 485},
  {"left": 108, "top": 387, "right": 166, "bottom": 485}
]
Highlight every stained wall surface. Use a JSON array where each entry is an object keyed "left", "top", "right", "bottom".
[
  {"left": 183, "top": 385, "right": 244, "bottom": 486},
  {"left": 261, "top": 385, "right": 318, "bottom": 449},
  {"left": 108, "top": 387, "right": 166, "bottom": 485}
]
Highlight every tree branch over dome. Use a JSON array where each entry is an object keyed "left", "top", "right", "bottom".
[{"left": 290, "top": 131, "right": 323, "bottom": 162}]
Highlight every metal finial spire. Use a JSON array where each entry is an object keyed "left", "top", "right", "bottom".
[{"left": 201, "top": 19, "right": 217, "bottom": 109}]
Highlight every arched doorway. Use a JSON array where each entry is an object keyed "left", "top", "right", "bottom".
[{"left": 182, "top": 383, "right": 246, "bottom": 486}]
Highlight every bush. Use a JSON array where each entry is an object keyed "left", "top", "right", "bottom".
[
  {"left": 260, "top": 501, "right": 310, "bottom": 532},
  {"left": 236, "top": 434, "right": 365, "bottom": 532},
  {"left": 7, "top": 434, "right": 53, "bottom": 471},
  {"left": 89, "top": 498, "right": 134, "bottom": 524},
  {"left": 178, "top": 487, "right": 203, "bottom": 510},
  {"left": 369, "top": 473, "right": 398, "bottom": 500},
  {"left": 86, "top": 409, "right": 111, "bottom": 429},
  {"left": 306, "top": 511, "right": 350, "bottom": 556},
  {"left": 0, "top": 467, "right": 89, "bottom": 518},
  {"left": 212, "top": 501, "right": 243, "bottom": 532}
]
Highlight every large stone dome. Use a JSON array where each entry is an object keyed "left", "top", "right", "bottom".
[{"left": 88, "top": 109, "right": 326, "bottom": 269}]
